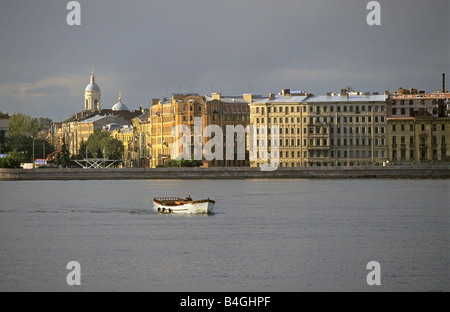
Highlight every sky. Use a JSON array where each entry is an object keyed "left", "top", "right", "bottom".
[{"left": 0, "top": 0, "right": 448, "bottom": 121}]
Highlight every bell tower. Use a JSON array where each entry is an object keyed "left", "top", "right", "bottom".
[{"left": 84, "top": 68, "right": 101, "bottom": 112}]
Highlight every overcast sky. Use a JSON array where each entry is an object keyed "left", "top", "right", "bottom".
[{"left": 0, "top": 0, "right": 448, "bottom": 121}]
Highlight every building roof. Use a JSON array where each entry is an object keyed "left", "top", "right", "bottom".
[
  {"left": 111, "top": 92, "right": 130, "bottom": 111},
  {"left": 305, "top": 94, "right": 387, "bottom": 102},
  {"left": 78, "top": 115, "right": 110, "bottom": 124},
  {"left": 112, "top": 100, "right": 129, "bottom": 111},
  {"left": 85, "top": 82, "right": 100, "bottom": 92},
  {"left": 205, "top": 95, "right": 250, "bottom": 104},
  {"left": 85, "top": 72, "right": 100, "bottom": 92},
  {"left": 268, "top": 95, "right": 309, "bottom": 103},
  {"left": 252, "top": 93, "right": 387, "bottom": 104}
]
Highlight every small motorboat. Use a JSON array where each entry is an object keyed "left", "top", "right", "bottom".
[{"left": 153, "top": 195, "right": 215, "bottom": 214}]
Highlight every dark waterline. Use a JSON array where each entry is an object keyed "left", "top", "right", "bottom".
[{"left": 0, "top": 179, "right": 448, "bottom": 291}]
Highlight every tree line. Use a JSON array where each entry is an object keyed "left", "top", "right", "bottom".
[{"left": 1, "top": 113, "right": 124, "bottom": 168}]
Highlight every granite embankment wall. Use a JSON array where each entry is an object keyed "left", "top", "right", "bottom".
[{"left": 1, "top": 166, "right": 450, "bottom": 180}]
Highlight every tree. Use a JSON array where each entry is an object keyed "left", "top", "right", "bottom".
[
  {"left": 9, "top": 113, "right": 53, "bottom": 137},
  {"left": 6, "top": 134, "right": 55, "bottom": 163},
  {"left": 0, "top": 130, "right": 6, "bottom": 154},
  {"left": 6, "top": 113, "right": 55, "bottom": 162},
  {"left": 0, "top": 151, "right": 25, "bottom": 168},
  {"left": 56, "top": 139, "right": 71, "bottom": 167},
  {"left": 76, "top": 139, "right": 93, "bottom": 159},
  {"left": 86, "top": 130, "right": 124, "bottom": 160},
  {"left": 9, "top": 113, "right": 32, "bottom": 136}
]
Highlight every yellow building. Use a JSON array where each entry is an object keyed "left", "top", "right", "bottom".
[
  {"left": 58, "top": 72, "right": 144, "bottom": 157},
  {"left": 132, "top": 93, "right": 250, "bottom": 167},
  {"left": 388, "top": 117, "right": 450, "bottom": 163},
  {"left": 250, "top": 89, "right": 389, "bottom": 167},
  {"left": 112, "top": 126, "right": 134, "bottom": 167}
]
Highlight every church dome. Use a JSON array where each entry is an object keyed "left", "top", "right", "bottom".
[
  {"left": 112, "top": 92, "right": 129, "bottom": 111},
  {"left": 85, "top": 82, "right": 100, "bottom": 92},
  {"left": 85, "top": 70, "right": 100, "bottom": 92}
]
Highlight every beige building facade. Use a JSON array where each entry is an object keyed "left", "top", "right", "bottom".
[
  {"left": 388, "top": 117, "right": 450, "bottom": 163},
  {"left": 128, "top": 93, "right": 250, "bottom": 167},
  {"left": 250, "top": 89, "right": 389, "bottom": 167}
]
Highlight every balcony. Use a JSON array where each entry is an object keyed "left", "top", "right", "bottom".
[{"left": 307, "top": 145, "right": 331, "bottom": 150}]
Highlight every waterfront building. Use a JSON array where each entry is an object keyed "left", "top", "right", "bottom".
[
  {"left": 387, "top": 87, "right": 450, "bottom": 163},
  {"left": 111, "top": 125, "right": 134, "bottom": 167},
  {"left": 249, "top": 89, "right": 389, "bottom": 167},
  {"left": 132, "top": 93, "right": 250, "bottom": 167},
  {"left": 387, "top": 117, "right": 450, "bottom": 163},
  {"left": 388, "top": 87, "right": 448, "bottom": 118},
  {"left": 55, "top": 72, "right": 145, "bottom": 157},
  {"left": 0, "top": 112, "right": 10, "bottom": 154}
]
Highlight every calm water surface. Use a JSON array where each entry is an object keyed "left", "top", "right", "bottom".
[{"left": 0, "top": 179, "right": 448, "bottom": 291}]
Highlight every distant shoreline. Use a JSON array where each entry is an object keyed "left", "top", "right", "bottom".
[{"left": 1, "top": 166, "right": 449, "bottom": 180}]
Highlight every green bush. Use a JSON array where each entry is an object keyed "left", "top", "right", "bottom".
[
  {"left": 164, "top": 158, "right": 203, "bottom": 168},
  {"left": 0, "top": 151, "right": 25, "bottom": 168}
]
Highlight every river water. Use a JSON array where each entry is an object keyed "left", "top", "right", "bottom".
[{"left": 0, "top": 179, "right": 448, "bottom": 292}]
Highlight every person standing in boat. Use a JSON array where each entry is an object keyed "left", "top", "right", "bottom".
[{"left": 185, "top": 195, "right": 192, "bottom": 201}]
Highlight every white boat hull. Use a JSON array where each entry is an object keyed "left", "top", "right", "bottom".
[{"left": 153, "top": 201, "right": 214, "bottom": 214}]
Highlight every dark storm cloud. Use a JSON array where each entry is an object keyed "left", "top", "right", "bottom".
[{"left": 0, "top": 0, "right": 448, "bottom": 120}]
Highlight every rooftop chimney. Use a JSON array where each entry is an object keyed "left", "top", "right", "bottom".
[
  {"left": 443, "top": 73, "right": 446, "bottom": 93},
  {"left": 282, "top": 89, "right": 291, "bottom": 97},
  {"left": 268, "top": 93, "right": 275, "bottom": 100},
  {"left": 212, "top": 92, "right": 222, "bottom": 100}
]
